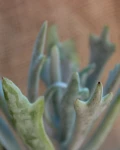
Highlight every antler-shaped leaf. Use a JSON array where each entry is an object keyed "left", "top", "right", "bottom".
[
  {"left": 80, "top": 89, "right": 120, "bottom": 150},
  {"left": 67, "top": 82, "right": 113, "bottom": 150},
  {"left": 85, "top": 26, "right": 115, "bottom": 94},
  {"left": 104, "top": 64, "right": 120, "bottom": 95},
  {"left": 28, "top": 21, "right": 47, "bottom": 102},
  {"left": 2, "top": 78, "right": 54, "bottom": 150}
]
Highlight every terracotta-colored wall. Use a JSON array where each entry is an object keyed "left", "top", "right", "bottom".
[{"left": 0, "top": 0, "right": 119, "bottom": 149}]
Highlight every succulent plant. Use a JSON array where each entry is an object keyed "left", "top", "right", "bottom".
[{"left": 0, "top": 21, "right": 120, "bottom": 150}]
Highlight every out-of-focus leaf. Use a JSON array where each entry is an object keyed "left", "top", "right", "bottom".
[
  {"left": 0, "top": 144, "right": 3, "bottom": 150},
  {"left": 86, "top": 26, "right": 115, "bottom": 94},
  {"left": 104, "top": 64, "right": 120, "bottom": 95},
  {"left": 79, "top": 64, "right": 96, "bottom": 86},
  {"left": 45, "top": 25, "right": 79, "bottom": 84},
  {"left": 44, "top": 82, "right": 67, "bottom": 128},
  {"left": 59, "top": 39, "right": 79, "bottom": 70},
  {"left": 0, "top": 117, "right": 21, "bottom": 150},
  {"left": 28, "top": 21, "right": 47, "bottom": 102},
  {"left": 59, "top": 39, "right": 79, "bottom": 83},
  {"left": 50, "top": 46, "right": 62, "bottom": 84},
  {"left": 50, "top": 46, "right": 62, "bottom": 117},
  {"left": 60, "top": 72, "right": 80, "bottom": 144},
  {"left": 41, "top": 58, "right": 51, "bottom": 86},
  {"left": 46, "top": 25, "right": 59, "bottom": 55}
]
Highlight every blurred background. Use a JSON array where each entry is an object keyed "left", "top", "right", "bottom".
[{"left": 0, "top": 0, "right": 120, "bottom": 149}]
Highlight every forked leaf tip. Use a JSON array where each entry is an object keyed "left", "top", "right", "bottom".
[
  {"left": 74, "top": 99, "right": 86, "bottom": 111},
  {"left": 102, "top": 92, "right": 113, "bottom": 101}
]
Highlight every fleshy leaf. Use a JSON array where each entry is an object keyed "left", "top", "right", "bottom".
[
  {"left": 85, "top": 26, "right": 115, "bottom": 94},
  {"left": 0, "top": 80, "right": 10, "bottom": 120},
  {"left": 59, "top": 40, "right": 79, "bottom": 83},
  {"left": 2, "top": 78, "right": 54, "bottom": 150},
  {"left": 46, "top": 25, "right": 79, "bottom": 83},
  {"left": 0, "top": 117, "right": 21, "bottom": 150},
  {"left": 46, "top": 25, "right": 79, "bottom": 69},
  {"left": 50, "top": 46, "right": 61, "bottom": 84},
  {"left": 41, "top": 58, "right": 51, "bottom": 86},
  {"left": 87, "top": 82, "right": 103, "bottom": 105},
  {"left": 60, "top": 72, "right": 80, "bottom": 144},
  {"left": 80, "top": 89, "right": 120, "bottom": 150},
  {"left": 44, "top": 82, "right": 67, "bottom": 127},
  {"left": 104, "top": 64, "right": 120, "bottom": 95},
  {"left": 78, "top": 87, "right": 89, "bottom": 100},
  {"left": 46, "top": 25, "right": 59, "bottom": 54},
  {"left": 49, "top": 45, "right": 62, "bottom": 118},
  {"left": 67, "top": 82, "right": 113, "bottom": 150},
  {"left": 28, "top": 21, "right": 47, "bottom": 102},
  {"left": 59, "top": 39, "right": 79, "bottom": 70},
  {"left": 79, "top": 64, "right": 96, "bottom": 86}
]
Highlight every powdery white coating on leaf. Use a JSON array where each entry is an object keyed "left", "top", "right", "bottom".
[
  {"left": 67, "top": 82, "right": 113, "bottom": 150},
  {"left": 80, "top": 89, "right": 120, "bottom": 150},
  {"left": 2, "top": 78, "right": 54, "bottom": 150}
]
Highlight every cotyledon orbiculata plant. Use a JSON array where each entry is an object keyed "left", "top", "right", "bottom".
[{"left": 0, "top": 21, "right": 120, "bottom": 150}]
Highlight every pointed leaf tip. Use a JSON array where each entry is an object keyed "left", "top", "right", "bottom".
[
  {"left": 72, "top": 72, "right": 80, "bottom": 82},
  {"left": 43, "top": 20, "right": 48, "bottom": 27},
  {"left": 31, "top": 96, "right": 45, "bottom": 116},
  {"left": 46, "top": 24, "right": 59, "bottom": 53},
  {"left": 87, "top": 81, "right": 103, "bottom": 105},
  {"left": 51, "top": 45, "right": 59, "bottom": 51},
  {"left": 2, "top": 77, "right": 20, "bottom": 94},
  {"left": 69, "top": 72, "right": 80, "bottom": 90},
  {"left": 33, "top": 21, "right": 48, "bottom": 55},
  {"left": 28, "top": 21, "right": 48, "bottom": 102},
  {"left": 41, "top": 20, "right": 48, "bottom": 31},
  {"left": 97, "top": 81, "right": 103, "bottom": 89},
  {"left": 95, "top": 81, "right": 103, "bottom": 93}
]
